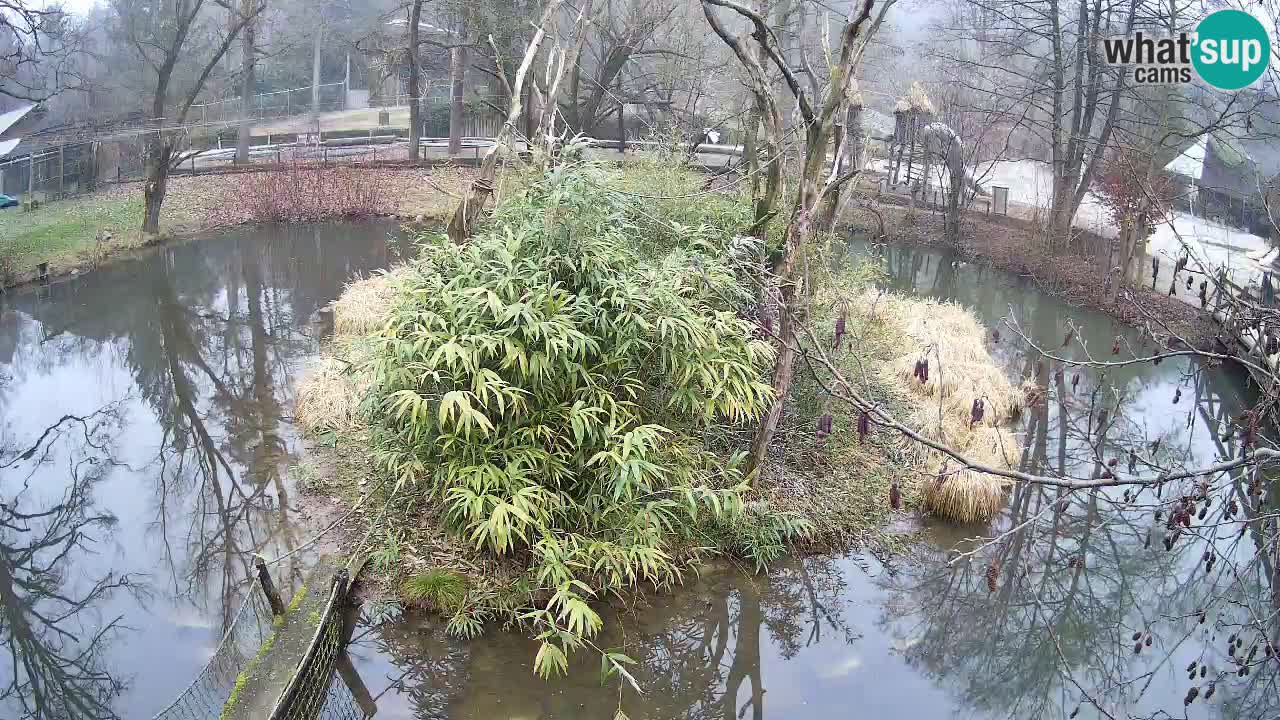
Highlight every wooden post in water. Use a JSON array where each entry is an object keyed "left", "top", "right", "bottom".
[
  {"left": 337, "top": 602, "right": 378, "bottom": 716},
  {"left": 254, "top": 555, "right": 287, "bottom": 615}
]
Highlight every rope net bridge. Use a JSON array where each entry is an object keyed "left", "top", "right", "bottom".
[{"left": 151, "top": 558, "right": 378, "bottom": 720}]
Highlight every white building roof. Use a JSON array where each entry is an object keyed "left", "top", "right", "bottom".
[
  {"left": 0, "top": 138, "right": 20, "bottom": 158},
  {"left": 1165, "top": 137, "right": 1206, "bottom": 181},
  {"left": 0, "top": 103, "right": 35, "bottom": 137}
]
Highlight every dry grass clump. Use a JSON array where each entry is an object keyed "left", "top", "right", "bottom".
[
  {"left": 295, "top": 351, "right": 371, "bottom": 434},
  {"left": 332, "top": 266, "right": 414, "bottom": 336},
  {"left": 880, "top": 292, "right": 1024, "bottom": 425},
  {"left": 299, "top": 266, "right": 416, "bottom": 434},
  {"left": 865, "top": 290, "right": 1022, "bottom": 523},
  {"left": 298, "top": 265, "right": 415, "bottom": 434},
  {"left": 919, "top": 425, "right": 1019, "bottom": 523}
]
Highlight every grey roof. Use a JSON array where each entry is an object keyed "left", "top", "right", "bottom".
[{"left": 1199, "top": 136, "right": 1256, "bottom": 198}]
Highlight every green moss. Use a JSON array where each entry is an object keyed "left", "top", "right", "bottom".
[
  {"left": 218, "top": 580, "right": 312, "bottom": 719},
  {"left": 286, "top": 584, "right": 308, "bottom": 613},
  {"left": 218, "top": 627, "right": 279, "bottom": 719}
]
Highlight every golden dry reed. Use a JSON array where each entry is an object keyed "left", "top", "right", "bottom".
[{"left": 871, "top": 291, "right": 1024, "bottom": 523}]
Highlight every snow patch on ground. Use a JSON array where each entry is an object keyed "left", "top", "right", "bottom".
[
  {"left": 975, "top": 160, "right": 1276, "bottom": 291},
  {"left": 975, "top": 160, "right": 1113, "bottom": 236},
  {"left": 1147, "top": 213, "right": 1273, "bottom": 287},
  {"left": 868, "top": 156, "right": 1277, "bottom": 289}
]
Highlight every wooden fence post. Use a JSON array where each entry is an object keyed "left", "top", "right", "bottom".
[{"left": 254, "top": 555, "right": 287, "bottom": 615}]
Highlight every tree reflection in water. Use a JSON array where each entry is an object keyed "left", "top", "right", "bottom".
[
  {"left": 356, "top": 556, "right": 860, "bottom": 720},
  {"left": 870, "top": 241, "right": 1280, "bottom": 720},
  {"left": 0, "top": 402, "right": 139, "bottom": 719},
  {"left": 0, "top": 221, "right": 406, "bottom": 717}
]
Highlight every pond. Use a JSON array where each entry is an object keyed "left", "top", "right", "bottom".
[
  {"left": 0, "top": 221, "right": 410, "bottom": 719},
  {"left": 0, "top": 226, "right": 1275, "bottom": 719}
]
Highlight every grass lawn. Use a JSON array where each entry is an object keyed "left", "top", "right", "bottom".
[
  {"left": 0, "top": 166, "right": 471, "bottom": 289},
  {"left": 0, "top": 189, "right": 151, "bottom": 286}
]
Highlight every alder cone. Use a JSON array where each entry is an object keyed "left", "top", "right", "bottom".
[{"left": 985, "top": 561, "right": 999, "bottom": 592}]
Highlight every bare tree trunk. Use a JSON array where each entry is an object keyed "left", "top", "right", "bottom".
[
  {"left": 1109, "top": 221, "right": 1131, "bottom": 305},
  {"left": 539, "top": 0, "right": 596, "bottom": 158},
  {"left": 311, "top": 26, "right": 323, "bottom": 131},
  {"left": 943, "top": 167, "right": 963, "bottom": 244},
  {"left": 142, "top": 136, "right": 172, "bottom": 235},
  {"left": 448, "top": 44, "right": 467, "bottom": 156},
  {"left": 407, "top": 0, "right": 423, "bottom": 161},
  {"left": 445, "top": 0, "right": 563, "bottom": 242},
  {"left": 816, "top": 100, "right": 864, "bottom": 230},
  {"left": 235, "top": 0, "right": 256, "bottom": 165},
  {"left": 615, "top": 79, "right": 625, "bottom": 151},
  {"left": 743, "top": 102, "right": 760, "bottom": 198},
  {"left": 747, "top": 222, "right": 800, "bottom": 472}
]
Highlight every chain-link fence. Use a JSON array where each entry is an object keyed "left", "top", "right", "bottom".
[
  {"left": 191, "top": 84, "right": 349, "bottom": 125},
  {"left": 148, "top": 568, "right": 374, "bottom": 720},
  {"left": 268, "top": 569, "right": 358, "bottom": 720},
  {"left": 150, "top": 590, "right": 276, "bottom": 720},
  {"left": 314, "top": 666, "right": 373, "bottom": 720},
  {"left": 0, "top": 141, "right": 98, "bottom": 199}
]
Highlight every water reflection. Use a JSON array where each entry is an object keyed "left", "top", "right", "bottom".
[
  {"left": 874, "top": 240, "right": 1279, "bottom": 720},
  {"left": 0, "top": 402, "right": 134, "bottom": 718},
  {"left": 0, "top": 222, "right": 407, "bottom": 718},
  {"left": 352, "top": 240, "right": 1277, "bottom": 720}
]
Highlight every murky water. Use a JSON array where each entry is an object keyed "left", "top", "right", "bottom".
[
  {"left": 345, "top": 240, "right": 1279, "bottom": 720},
  {"left": 2, "top": 227, "right": 1276, "bottom": 719},
  {"left": 0, "top": 221, "right": 409, "bottom": 719}
]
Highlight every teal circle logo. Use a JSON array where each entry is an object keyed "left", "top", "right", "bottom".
[{"left": 1193, "top": 9, "right": 1270, "bottom": 90}]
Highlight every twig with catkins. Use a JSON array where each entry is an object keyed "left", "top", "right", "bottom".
[
  {"left": 912, "top": 356, "right": 930, "bottom": 384},
  {"left": 970, "top": 398, "right": 985, "bottom": 427},
  {"left": 833, "top": 306, "right": 847, "bottom": 350}
]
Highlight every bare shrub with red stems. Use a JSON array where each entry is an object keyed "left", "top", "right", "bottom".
[{"left": 228, "top": 163, "right": 392, "bottom": 223}]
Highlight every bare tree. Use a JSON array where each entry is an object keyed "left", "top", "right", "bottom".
[
  {"left": 407, "top": 0, "right": 424, "bottom": 161},
  {"left": 447, "top": 11, "right": 467, "bottom": 156},
  {"left": 932, "top": 0, "right": 1138, "bottom": 248},
  {"left": 701, "top": 0, "right": 884, "bottom": 475},
  {"left": 445, "top": 0, "right": 567, "bottom": 242},
  {"left": 0, "top": 1, "right": 82, "bottom": 103},
  {"left": 234, "top": 0, "right": 258, "bottom": 164},
  {"left": 111, "top": 0, "right": 265, "bottom": 234}
]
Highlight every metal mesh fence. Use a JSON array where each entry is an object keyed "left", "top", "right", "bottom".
[
  {"left": 151, "top": 590, "right": 275, "bottom": 720},
  {"left": 315, "top": 669, "right": 372, "bottom": 720},
  {"left": 268, "top": 569, "right": 355, "bottom": 720}
]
